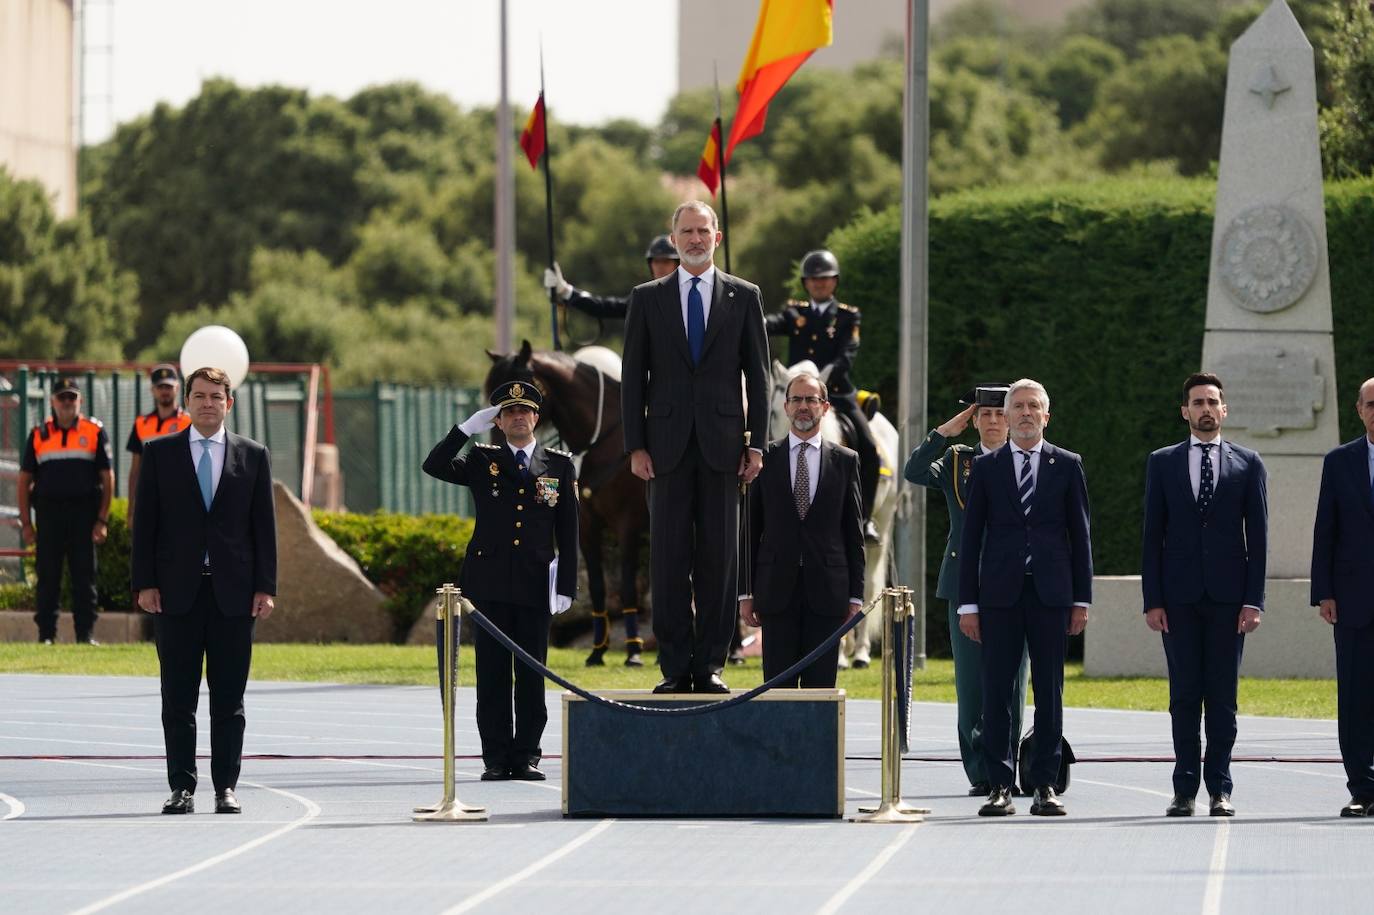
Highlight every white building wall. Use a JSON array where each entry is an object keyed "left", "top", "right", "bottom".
[{"left": 0, "top": 0, "right": 77, "bottom": 218}]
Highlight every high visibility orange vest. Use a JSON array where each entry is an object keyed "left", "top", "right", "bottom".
[
  {"left": 32, "top": 416, "right": 105, "bottom": 465},
  {"left": 134, "top": 409, "right": 190, "bottom": 443}
]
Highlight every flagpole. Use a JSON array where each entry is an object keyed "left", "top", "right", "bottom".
[
  {"left": 540, "top": 49, "right": 561, "bottom": 351},
  {"left": 897, "top": 0, "right": 930, "bottom": 669},
  {"left": 714, "top": 65, "right": 732, "bottom": 275},
  {"left": 494, "top": 0, "right": 514, "bottom": 355}
]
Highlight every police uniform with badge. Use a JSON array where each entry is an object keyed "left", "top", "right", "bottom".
[
  {"left": 765, "top": 250, "right": 883, "bottom": 541},
  {"left": 422, "top": 380, "right": 578, "bottom": 781},
  {"left": 903, "top": 384, "right": 1029, "bottom": 794},
  {"left": 126, "top": 364, "right": 191, "bottom": 530},
  {"left": 17, "top": 377, "right": 114, "bottom": 644}
]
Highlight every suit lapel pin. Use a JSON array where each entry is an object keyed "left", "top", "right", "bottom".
[{"left": 1048, "top": 457, "right": 1056, "bottom": 464}]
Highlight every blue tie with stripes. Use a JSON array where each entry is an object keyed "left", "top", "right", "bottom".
[{"left": 1018, "top": 450, "right": 1034, "bottom": 567}]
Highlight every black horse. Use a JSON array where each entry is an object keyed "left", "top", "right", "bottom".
[{"left": 484, "top": 341, "right": 648, "bottom": 666}]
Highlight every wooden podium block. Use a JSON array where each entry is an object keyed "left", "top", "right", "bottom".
[{"left": 561, "top": 689, "right": 845, "bottom": 818}]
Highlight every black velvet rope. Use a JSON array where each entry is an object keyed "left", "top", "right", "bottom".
[{"left": 461, "top": 596, "right": 877, "bottom": 717}]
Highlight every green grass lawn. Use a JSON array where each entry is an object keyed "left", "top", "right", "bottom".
[{"left": 0, "top": 642, "right": 1336, "bottom": 719}]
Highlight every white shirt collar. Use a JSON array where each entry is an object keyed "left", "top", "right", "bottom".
[
  {"left": 788, "top": 431, "right": 822, "bottom": 450},
  {"left": 1190, "top": 433, "right": 1223, "bottom": 447},
  {"left": 810, "top": 297, "right": 834, "bottom": 314},
  {"left": 1012, "top": 439, "right": 1043, "bottom": 455},
  {"left": 677, "top": 265, "right": 716, "bottom": 290},
  {"left": 189, "top": 426, "right": 226, "bottom": 445},
  {"left": 506, "top": 439, "right": 537, "bottom": 460}
]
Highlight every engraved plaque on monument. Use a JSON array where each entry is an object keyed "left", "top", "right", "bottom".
[{"left": 1199, "top": 0, "right": 1338, "bottom": 576}]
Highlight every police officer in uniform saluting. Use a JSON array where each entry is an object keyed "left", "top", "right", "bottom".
[
  {"left": 126, "top": 364, "right": 191, "bottom": 532},
  {"left": 766, "top": 250, "right": 883, "bottom": 542},
  {"left": 543, "top": 234, "right": 681, "bottom": 320},
  {"left": 17, "top": 377, "right": 114, "bottom": 644},
  {"left": 423, "top": 381, "right": 579, "bottom": 781}
]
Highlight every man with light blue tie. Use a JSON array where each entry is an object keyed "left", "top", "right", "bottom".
[
  {"left": 621, "top": 201, "right": 770, "bottom": 693},
  {"left": 133, "top": 366, "right": 277, "bottom": 816}
]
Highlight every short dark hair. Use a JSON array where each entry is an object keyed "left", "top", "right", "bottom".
[
  {"left": 185, "top": 366, "right": 233, "bottom": 398},
  {"left": 1182, "top": 372, "right": 1224, "bottom": 405},
  {"left": 785, "top": 371, "right": 829, "bottom": 402}
]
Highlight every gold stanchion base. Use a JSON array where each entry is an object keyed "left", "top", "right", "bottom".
[
  {"left": 412, "top": 799, "right": 488, "bottom": 822},
  {"left": 850, "top": 801, "right": 926, "bottom": 823}
]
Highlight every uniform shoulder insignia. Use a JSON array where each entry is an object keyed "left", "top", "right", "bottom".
[
  {"left": 837, "top": 301, "right": 858, "bottom": 313},
  {"left": 546, "top": 446, "right": 573, "bottom": 459},
  {"left": 786, "top": 299, "right": 807, "bottom": 309},
  {"left": 472, "top": 441, "right": 500, "bottom": 450},
  {"left": 86, "top": 416, "right": 104, "bottom": 428}
]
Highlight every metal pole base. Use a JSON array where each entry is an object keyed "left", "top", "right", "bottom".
[
  {"left": 413, "top": 800, "right": 488, "bottom": 822},
  {"left": 413, "top": 801, "right": 487, "bottom": 815},
  {"left": 851, "top": 801, "right": 926, "bottom": 823}
]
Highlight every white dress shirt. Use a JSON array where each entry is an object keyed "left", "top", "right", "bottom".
[
  {"left": 507, "top": 439, "right": 537, "bottom": 464},
  {"left": 1188, "top": 433, "right": 1224, "bottom": 499},
  {"left": 188, "top": 426, "right": 226, "bottom": 498},
  {"left": 1366, "top": 436, "right": 1374, "bottom": 486},
  {"left": 810, "top": 297, "right": 833, "bottom": 318},
  {"left": 958, "top": 439, "right": 1089, "bottom": 615},
  {"left": 676, "top": 265, "right": 715, "bottom": 330},
  {"left": 788, "top": 432, "right": 821, "bottom": 504}
]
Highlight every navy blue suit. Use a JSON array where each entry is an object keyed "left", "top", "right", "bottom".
[
  {"left": 1311, "top": 436, "right": 1374, "bottom": 800},
  {"left": 1142, "top": 438, "right": 1267, "bottom": 798},
  {"left": 959, "top": 441, "right": 1092, "bottom": 790}
]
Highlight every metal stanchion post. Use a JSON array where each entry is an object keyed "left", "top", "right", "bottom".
[
  {"left": 414, "top": 583, "right": 488, "bottom": 822},
  {"left": 852, "top": 587, "right": 926, "bottom": 824}
]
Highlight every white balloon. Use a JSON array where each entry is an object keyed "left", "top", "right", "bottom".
[{"left": 180, "top": 326, "right": 251, "bottom": 390}]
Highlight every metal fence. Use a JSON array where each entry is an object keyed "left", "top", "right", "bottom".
[{"left": 334, "top": 383, "right": 483, "bottom": 516}]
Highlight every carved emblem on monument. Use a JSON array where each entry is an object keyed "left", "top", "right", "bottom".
[
  {"left": 1217, "top": 204, "right": 1318, "bottom": 313},
  {"left": 1211, "top": 346, "right": 1324, "bottom": 436}
]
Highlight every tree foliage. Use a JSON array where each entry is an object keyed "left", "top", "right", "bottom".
[
  {"left": 1320, "top": 0, "right": 1374, "bottom": 178},
  {"left": 0, "top": 170, "right": 139, "bottom": 360}
]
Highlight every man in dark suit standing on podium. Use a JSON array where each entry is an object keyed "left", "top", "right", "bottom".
[
  {"left": 133, "top": 366, "right": 277, "bottom": 815},
  {"left": 738, "top": 372, "right": 864, "bottom": 687},
  {"left": 1312, "top": 376, "right": 1374, "bottom": 817},
  {"left": 1142, "top": 372, "right": 1267, "bottom": 818},
  {"left": 959, "top": 378, "right": 1092, "bottom": 817},
  {"left": 621, "top": 200, "right": 770, "bottom": 694}
]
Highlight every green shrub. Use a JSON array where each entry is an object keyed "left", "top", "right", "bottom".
[
  {"left": 831, "top": 176, "right": 1374, "bottom": 653},
  {"left": 0, "top": 581, "right": 36, "bottom": 610},
  {"left": 96, "top": 499, "right": 133, "bottom": 611},
  {"left": 312, "top": 510, "right": 473, "bottom": 639}
]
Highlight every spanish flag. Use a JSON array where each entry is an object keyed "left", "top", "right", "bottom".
[
  {"left": 519, "top": 93, "right": 546, "bottom": 169},
  {"left": 697, "top": 118, "right": 723, "bottom": 196},
  {"left": 726, "top": 0, "right": 834, "bottom": 161}
]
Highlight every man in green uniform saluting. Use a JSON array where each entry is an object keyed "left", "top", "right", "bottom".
[{"left": 904, "top": 384, "right": 1029, "bottom": 795}]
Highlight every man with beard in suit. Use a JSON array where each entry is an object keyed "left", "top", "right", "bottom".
[
  {"left": 621, "top": 200, "right": 770, "bottom": 694},
  {"left": 738, "top": 372, "right": 864, "bottom": 687}
]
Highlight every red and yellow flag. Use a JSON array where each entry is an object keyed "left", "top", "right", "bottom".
[
  {"left": 519, "top": 93, "right": 546, "bottom": 169},
  {"left": 697, "top": 118, "right": 723, "bottom": 196},
  {"left": 726, "top": 0, "right": 834, "bottom": 161}
]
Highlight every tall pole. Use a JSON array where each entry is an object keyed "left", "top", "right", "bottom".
[
  {"left": 540, "top": 53, "right": 561, "bottom": 351},
  {"left": 493, "top": 0, "right": 515, "bottom": 354},
  {"left": 897, "top": 0, "right": 930, "bottom": 668},
  {"left": 714, "top": 65, "right": 732, "bottom": 275}
]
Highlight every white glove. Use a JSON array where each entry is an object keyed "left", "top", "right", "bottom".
[
  {"left": 543, "top": 263, "right": 572, "bottom": 302},
  {"left": 553, "top": 595, "right": 572, "bottom": 615},
  {"left": 459, "top": 405, "right": 501, "bottom": 436}
]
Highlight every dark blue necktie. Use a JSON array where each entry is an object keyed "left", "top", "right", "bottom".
[
  {"left": 687, "top": 277, "right": 705, "bottom": 364},
  {"left": 1196, "top": 443, "right": 1215, "bottom": 514},
  {"left": 516, "top": 449, "right": 529, "bottom": 481}
]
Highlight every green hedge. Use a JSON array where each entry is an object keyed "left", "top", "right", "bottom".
[
  {"left": 312, "top": 510, "right": 474, "bottom": 639},
  {"left": 830, "top": 177, "right": 1374, "bottom": 653}
]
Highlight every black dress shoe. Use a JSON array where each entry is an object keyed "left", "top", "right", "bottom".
[
  {"left": 215, "top": 789, "right": 241, "bottom": 814},
  {"left": 1209, "top": 793, "right": 1235, "bottom": 817},
  {"left": 1340, "top": 797, "right": 1370, "bottom": 818},
  {"left": 653, "top": 676, "right": 692, "bottom": 694},
  {"left": 162, "top": 789, "right": 195, "bottom": 814},
  {"left": 863, "top": 521, "right": 881, "bottom": 544},
  {"left": 968, "top": 782, "right": 991, "bottom": 797},
  {"left": 481, "top": 765, "right": 511, "bottom": 781},
  {"left": 978, "top": 787, "right": 1015, "bottom": 817},
  {"left": 692, "top": 673, "right": 729, "bottom": 694},
  {"left": 1030, "top": 785, "right": 1066, "bottom": 816},
  {"left": 507, "top": 762, "right": 547, "bottom": 781},
  {"left": 1165, "top": 794, "right": 1196, "bottom": 817}
]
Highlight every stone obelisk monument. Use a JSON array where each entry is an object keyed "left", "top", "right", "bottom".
[
  {"left": 1200, "top": 0, "right": 1337, "bottom": 579},
  {"left": 1087, "top": 0, "right": 1336, "bottom": 677}
]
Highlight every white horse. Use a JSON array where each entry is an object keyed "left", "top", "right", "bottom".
[{"left": 767, "top": 359, "right": 899, "bottom": 668}]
